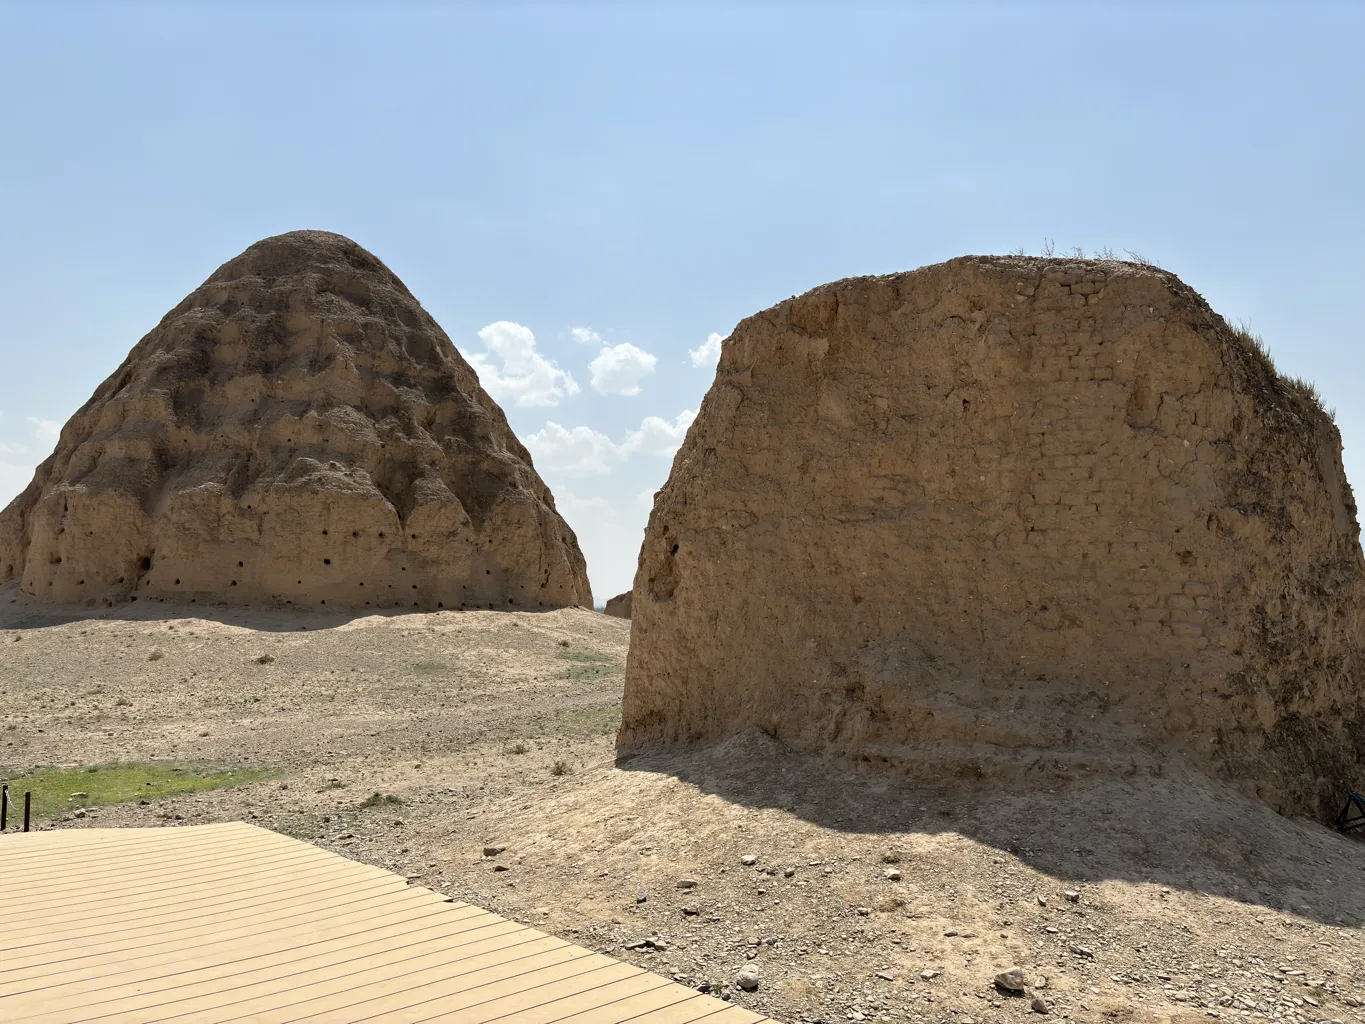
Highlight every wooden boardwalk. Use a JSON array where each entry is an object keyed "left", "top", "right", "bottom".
[{"left": 0, "top": 821, "right": 774, "bottom": 1024}]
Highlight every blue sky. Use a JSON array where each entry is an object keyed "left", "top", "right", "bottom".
[{"left": 1, "top": 3, "right": 1361, "bottom": 600}]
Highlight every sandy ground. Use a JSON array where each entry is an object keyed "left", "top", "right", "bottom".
[{"left": 2, "top": 578, "right": 1363, "bottom": 1024}]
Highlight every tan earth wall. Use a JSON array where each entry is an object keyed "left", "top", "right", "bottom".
[
  {"left": 604, "top": 591, "right": 633, "bottom": 619},
  {"left": 620, "top": 256, "right": 1365, "bottom": 820},
  {"left": 0, "top": 231, "right": 591, "bottom": 613}
]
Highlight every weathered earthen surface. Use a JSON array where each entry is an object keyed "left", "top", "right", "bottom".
[
  {"left": 604, "top": 591, "right": 632, "bottom": 619},
  {"left": 620, "top": 256, "right": 1365, "bottom": 819},
  {"left": 0, "top": 230, "right": 591, "bottom": 611}
]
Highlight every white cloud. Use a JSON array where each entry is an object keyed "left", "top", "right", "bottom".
[
  {"left": 0, "top": 461, "right": 33, "bottom": 507},
  {"left": 461, "top": 321, "right": 580, "bottom": 408},
  {"left": 525, "top": 409, "right": 696, "bottom": 478},
  {"left": 570, "top": 327, "right": 603, "bottom": 345},
  {"left": 689, "top": 332, "right": 725, "bottom": 368},
  {"left": 589, "top": 343, "right": 657, "bottom": 396},
  {"left": 621, "top": 409, "right": 696, "bottom": 457},
  {"left": 522, "top": 422, "right": 619, "bottom": 477},
  {"left": 28, "top": 417, "right": 61, "bottom": 446},
  {"left": 0, "top": 440, "right": 24, "bottom": 456}
]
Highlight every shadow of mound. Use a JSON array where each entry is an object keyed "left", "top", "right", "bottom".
[
  {"left": 617, "top": 728, "right": 1365, "bottom": 930},
  {"left": 0, "top": 579, "right": 586, "bottom": 633}
]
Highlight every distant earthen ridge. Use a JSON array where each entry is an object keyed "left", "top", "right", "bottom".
[
  {"left": 620, "top": 255, "right": 1365, "bottom": 820},
  {"left": 0, "top": 230, "right": 592, "bottom": 612}
]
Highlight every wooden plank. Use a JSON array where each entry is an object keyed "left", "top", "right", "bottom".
[
  {"left": 2, "top": 906, "right": 501, "bottom": 1012},
  {"left": 0, "top": 823, "right": 783, "bottom": 1024},
  {"left": 408, "top": 968, "right": 665, "bottom": 1024}
]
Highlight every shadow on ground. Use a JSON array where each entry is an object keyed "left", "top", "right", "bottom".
[{"left": 618, "top": 728, "right": 1365, "bottom": 930}]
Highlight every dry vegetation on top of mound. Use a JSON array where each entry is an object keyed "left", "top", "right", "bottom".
[{"left": 2, "top": 580, "right": 1363, "bottom": 1024}]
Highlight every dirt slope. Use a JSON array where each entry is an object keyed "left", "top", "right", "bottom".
[{"left": 2, "top": 583, "right": 1361, "bottom": 1024}]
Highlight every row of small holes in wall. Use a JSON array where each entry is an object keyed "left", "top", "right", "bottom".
[{"left": 318, "top": 530, "right": 417, "bottom": 540}]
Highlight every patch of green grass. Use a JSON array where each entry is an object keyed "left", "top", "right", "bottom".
[
  {"left": 556, "top": 705, "right": 622, "bottom": 738},
  {"left": 559, "top": 651, "right": 613, "bottom": 664},
  {"left": 2, "top": 762, "right": 277, "bottom": 820},
  {"left": 359, "top": 791, "right": 404, "bottom": 808}
]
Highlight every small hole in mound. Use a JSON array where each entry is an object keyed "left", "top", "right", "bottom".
[
  {"left": 78, "top": 580, "right": 84, "bottom": 585},
  {"left": 507, "top": 598, "right": 513, "bottom": 605},
  {"left": 437, "top": 601, "right": 443, "bottom": 608},
  {"left": 352, "top": 531, "right": 359, "bottom": 538},
  {"left": 175, "top": 579, "right": 181, "bottom": 585},
  {"left": 365, "top": 601, "right": 370, "bottom": 605},
  {"left": 410, "top": 534, "right": 417, "bottom": 539},
  {"left": 247, "top": 505, "right": 252, "bottom": 510},
  {"left": 538, "top": 601, "right": 543, "bottom": 606},
  {"left": 238, "top": 561, "right": 244, "bottom": 567},
  {"left": 140, "top": 557, "right": 152, "bottom": 571},
  {"left": 131, "top": 596, "right": 137, "bottom": 601},
  {"left": 670, "top": 544, "right": 679, "bottom": 555},
  {"left": 359, "top": 582, "right": 364, "bottom": 587},
  {"left": 378, "top": 532, "right": 385, "bottom": 538},
  {"left": 485, "top": 569, "right": 491, "bottom": 575},
  {"left": 118, "top": 577, "right": 125, "bottom": 583},
  {"left": 320, "top": 600, "right": 325, "bottom": 604},
  {"left": 413, "top": 602, "right": 418, "bottom": 607},
  {"left": 231, "top": 581, "right": 237, "bottom": 586},
  {"left": 322, "top": 530, "right": 328, "bottom": 536},
  {"left": 401, "top": 567, "right": 407, "bottom": 572},
  {"left": 323, "top": 558, "right": 331, "bottom": 565}
]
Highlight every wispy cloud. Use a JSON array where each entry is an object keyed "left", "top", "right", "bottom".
[
  {"left": 525, "top": 409, "right": 696, "bottom": 478},
  {"left": 589, "top": 343, "right": 657, "bottom": 396},
  {"left": 689, "top": 332, "right": 725, "bottom": 368},
  {"left": 570, "top": 327, "right": 603, "bottom": 345},
  {"left": 461, "top": 322, "right": 580, "bottom": 408},
  {"left": 28, "top": 417, "right": 60, "bottom": 447}
]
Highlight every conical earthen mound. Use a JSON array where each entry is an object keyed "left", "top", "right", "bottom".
[
  {"left": 0, "top": 230, "right": 591, "bottom": 611},
  {"left": 620, "top": 256, "right": 1364, "bottom": 820}
]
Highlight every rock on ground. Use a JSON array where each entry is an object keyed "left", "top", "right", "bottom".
[
  {"left": 620, "top": 255, "right": 1365, "bottom": 820},
  {"left": 0, "top": 230, "right": 590, "bottom": 612}
]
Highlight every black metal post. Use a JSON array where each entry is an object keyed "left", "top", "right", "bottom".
[
  {"left": 1, "top": 783, "right": 7, "bottom": 830},
  {"left": 23, "top": 791, "right": 30, "bottom": 832}
]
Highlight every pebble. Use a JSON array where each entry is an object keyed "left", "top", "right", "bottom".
[
  {"left": 492, "top": 864, "right": 509, "bottom": 872},
  {"left": 676, "top": 878, "right": 698, "bottom": 889},
  {"left": 73, "top": 808, "right": 87, "bottom": 818},
  {"left": 740, "top": 854, "right": 758, "bottom": 866},
  {"left": 681, "top": 906, "right": 700, "bottom": 917},
  {"left": 1068, "top": 943, "right": 1094, "bottom": 958},
  {"left": 483, "top": 844, "right": 506, "bottom": 857},
  {"left": 995, "top": 967, "right": 1027, "bottom": 992},
  {"left": 69, "top": 792, "right": 89, "bottom": 799},
  {"left": 1064, "top": 890, "right": 1081, "bottom": 903},
  {"left": 635, "top": 889, "right": 647, "bottom": 904},
  {"left": 884, "top": 868, "right": 902, "bottom": 881},
  {"left": 735, "top": 965, "right": 760, "bottom": 991},
  {"left": 1030, "top": 995, "right": 1050, "bottom": 1014},
  {"left": 876, "top": 971, "right": 894, "bottom": 981},
  {"left": 783, "top": 866, "right": 795, "bottom": 877},
  {"left": 920, "top": 970, "right": 940, "bottom": 981}
]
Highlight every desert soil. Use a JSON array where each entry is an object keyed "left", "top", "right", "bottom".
[{"left": 2, "top": 579, "right": 1362, "bottom": 1024}]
